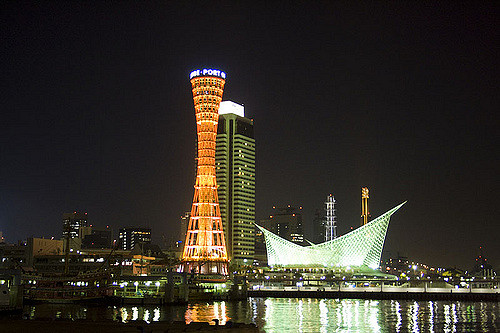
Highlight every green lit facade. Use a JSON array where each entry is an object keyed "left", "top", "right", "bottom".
[
  {"left": 216, "top": 101, "right": 255, "bottom": 264},
  {"left": 256, "top": 202, "right": 405, "bottom": 269}
]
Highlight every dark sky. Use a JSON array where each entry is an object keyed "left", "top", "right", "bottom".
[{"left": 1, "top": 2, "right": 498, "bottom": 270}]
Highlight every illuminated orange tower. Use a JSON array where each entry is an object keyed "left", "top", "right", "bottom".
[
  {"left": 182, "top": 68, "right": 228, "bottom": 274},
  {"left": 361, "top": 187, "right": 370, "bottom": 226}
]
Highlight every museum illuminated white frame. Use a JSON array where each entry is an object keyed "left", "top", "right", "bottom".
[{"left": 256, "top": 202, "right": 406, "bottom": 269}]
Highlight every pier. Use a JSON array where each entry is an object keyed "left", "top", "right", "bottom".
[{"left": 248, "top": 285, "right": 499, "bottom": 301}]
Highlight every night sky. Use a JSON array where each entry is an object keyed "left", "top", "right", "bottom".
[{"left": 1, "top": 2, "right": 498, "bottom": 270}]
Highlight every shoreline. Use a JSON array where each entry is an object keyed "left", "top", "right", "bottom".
[
  {"left": 0, "top": 319, "right": 261, "bottom": 333},
  {"left": 248, "top": 289, "right": 499, "bottom": 301}
]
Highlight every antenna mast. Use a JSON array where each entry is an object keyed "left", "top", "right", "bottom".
[{"left": 361, "top": 187, "right": 370, "bottom": 226}]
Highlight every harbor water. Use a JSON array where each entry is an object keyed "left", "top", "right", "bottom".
[{"left": 8, "top": 298, "right": 500, "bottom": 332}]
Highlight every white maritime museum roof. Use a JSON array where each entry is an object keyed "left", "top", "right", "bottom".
[{"left": 256, "top": 202, "right": 406, "bottom": 269}]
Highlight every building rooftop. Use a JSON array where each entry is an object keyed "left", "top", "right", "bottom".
[{"left": 219, "top": 101, "right": 244, "bottom": 117}]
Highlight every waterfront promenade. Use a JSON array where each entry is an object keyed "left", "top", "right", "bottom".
[{"left": 249, "top": 285, "right": 499, "bottom": 301}]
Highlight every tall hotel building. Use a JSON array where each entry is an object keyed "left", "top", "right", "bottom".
[{"left": 216, "top": 101, "right": 255, "bottom": 264}]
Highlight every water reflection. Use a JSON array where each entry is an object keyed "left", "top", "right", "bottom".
[
  {"left": 298, "top": 299, "right": 303, "bottom": 332},
  {"left": 153, "top": 307, "right": 160, "bottom": 321},
  {"left": 258, "top": 299, "right": 500, "bottom": 332},
  {"left": 319, "top": 299, "right": 328, "bottom": 333},
  {"left": 429, "top": 301, "right": 435, "bottom": 333},
  {"left": 409, "top": 301, "right": 419, "bottom": 332},
  {"left": 131, "top": 306, "right": 138, "bottom": 321},
  {"left": 368, "top": 300, "right": 380, "bottom": 333},
  {"left": 212, "top": 300, "right": 227, "bottom": 324},
  {"left": 120, "top": 307, "right": 127, "bottom": 322},
  {"left": 18, "top": 298, "right": 500, "bottom": 332}
]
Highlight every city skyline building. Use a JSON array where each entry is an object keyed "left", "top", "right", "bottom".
[
  {"left": 312, "top": 209, "right": 324, "bottom": 244},
  {"left": 260, "top": 206, "right": 304, "bottom": 246},
  {"left": 118, "top": 227, "right": 151, "bottom": 251},
  {"left": 182, "top": 68, "right": 228, "bottom": 274},
  {"left": 179, "top": 211, "right": 190, "bottom": 244},
  {"left": 82, "top": 227, "right": 112, "bottom": 249},
  {"left": 62, "top": 212, "right": 88, "bottom": 239},
  {"left": 216, "top": 101, "right": 255, "bottom": 264},
  {"left": 472, "top": 247, "right": 497, "bottom": 279}
]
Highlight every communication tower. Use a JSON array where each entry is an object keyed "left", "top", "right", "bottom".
[
  {"left": 181, "top": 68, "right": 228, "bottom": 275},
  {"left": 361, "top": 187, "right": 370, "bottom": 226},
  {"left": 324, "top": 194, "right": 337, "bottom": 241}
]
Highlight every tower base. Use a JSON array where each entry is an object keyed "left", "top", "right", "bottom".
[{"left": 180, "top": 260, "right": 228, "bottom": 275}]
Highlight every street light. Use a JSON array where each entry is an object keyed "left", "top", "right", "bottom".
[
  {"left": 134, "top": 281, "right": 139, "bottom": 294},
  {"left": 155, "top": 281, "right": 160, "bottom": 294}
]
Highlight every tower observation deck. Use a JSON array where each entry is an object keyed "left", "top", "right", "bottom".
[{"left": 182, "top": 68, "right": 228, "bottom": 274}]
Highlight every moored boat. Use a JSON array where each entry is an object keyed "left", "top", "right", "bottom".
[
  {"left": 22, "top": 271, "right": 112, "bottom": 303},
  {"left": 0, "top": 268, "right": 23, "bottom": 312}
]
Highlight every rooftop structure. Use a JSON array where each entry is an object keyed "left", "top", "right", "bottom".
[
  {"left": 256, "top": 202, "right": 405, "bottom": 269},
  {"left": 218, "top": 100, "right": 245, "bottom": 117}
]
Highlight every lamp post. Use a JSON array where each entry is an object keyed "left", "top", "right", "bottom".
[{"left": 155, "top": 281, "right": 160, "bottom": 294}]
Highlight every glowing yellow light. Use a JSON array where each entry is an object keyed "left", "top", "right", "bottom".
[{"left": 361, "top": 187, "right": 370, "bottom": 226}]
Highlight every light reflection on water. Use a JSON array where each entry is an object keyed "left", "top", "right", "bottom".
[
  {"left": 429, "top": 301, "right": 435, "bottom": 333},
  {"left": 19, "top": 298, "right": 500, "bottom": 332}
]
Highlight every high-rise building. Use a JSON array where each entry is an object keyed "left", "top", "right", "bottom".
[
  {"left": 312, "top": 209, "right": 324, "bottom": 244},
  {"left": 261, "top": 206, "right": 304, "bottom": 245},
  {"left": 216, "top": 101, "right": 255, "bottom": 265},
  {"left": 253, "top": 226, "right": 267, "bottom": 266},
  {"left": 179, "top": 212, "right": 190, "bottom": 243},
  {"left": 119, "top": 227, "right": 151, "bottom": 251},
  {"left": 182, "top": 68, "right": 228, "bottom": 274},
  {"left": 82, "top": 227, "right": 112, "bottom": 249},
  {"left": 62, "top": 212, "right": 88, "bottom": 239},
  {"left": 472, "top": 247, "right": 497, "bottom": 278}
]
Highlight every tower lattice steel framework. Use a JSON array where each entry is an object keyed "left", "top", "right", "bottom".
[
  {"left": 324, "top": 194, "right": 337, "bottom": 241},
  {"left": 182, "top": 69, "right": 228, "bottom": 274}
]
